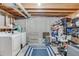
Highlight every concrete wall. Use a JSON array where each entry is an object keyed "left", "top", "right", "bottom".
[
  {"left": 15, "top": 16, "right": 63, "bottom": 43},
  {"left": 0, "top": 14, "right": 11, "bottom": 26},
  {"left": 15, "top": 19, "right": 28, "bottom": 43},
  {"left": 26, "top": 16, "right": 63, "bottom": 42},
  {"left": 0, "top": 14, "right": 5, "bottom": 26},
  {"left": 6, "top": 16, "right": 11, "bottom": 26},
  {"left": 15, "top": 19, "right": 26, "bottom": 32}
]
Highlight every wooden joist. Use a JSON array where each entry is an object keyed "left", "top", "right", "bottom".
[
  {"left": 30, "top": 12, "right": 69, "bottom": 17},
  {"left": 22, "top": 3, "right": 79, "bottom": 10},
  {"left": 22, "top": 3, "right": 79, "bottom": 17},
  {"left": 28, "top": 10, "right": 76, "bottom": 13}
]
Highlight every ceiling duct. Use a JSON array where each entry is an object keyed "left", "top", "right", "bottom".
[
  {"left": 3, "top": 3, "right": 29, "bottom": 19},
  {"left": 15, "top": 3, "right": 31, "bottom": 18}
]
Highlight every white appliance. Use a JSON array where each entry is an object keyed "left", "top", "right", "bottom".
[
  {"left": 0, "top": 33, "right": 21, "bottom": 56},
  {"left": 21, "top": 32, "right": 26, "bottom": 47}
]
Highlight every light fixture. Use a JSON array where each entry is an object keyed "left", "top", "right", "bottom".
[{"left": 37, "top": 3, "right": 41, "bottom": 6}]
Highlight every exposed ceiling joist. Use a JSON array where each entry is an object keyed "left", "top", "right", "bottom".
[
  {"left": 0, "top": 9, "right": 15, "bottom": 17},
  {"left": 16, "top": 3, "right": 31, "bottom": 18},
  {"left": 0, "top": 4, "right": 23, "bottom": 18},
  {"left": 22, "top": 3, "right": 79, "bottom": 17},
  {"left": 0, "top": 3, "right": 30, "bottom": 19},
  {"left": 25, "top": 8, "right": 79, "bottom": 10},
  {"left": 30, "top": 12, "right": 70, "bottom": 17},
  {"left": 28, "top": 10, "right": 76, "bottom": 13},
  {"left": 4, "top": 3, "right": 28, "bottom": 18},
  {"left": 22, "top": 3, "right": 79, "bottom": 10},
  {"left": 67, "top": 10, "right": 79, "bottom": 19},
  {"left": 1, "top": 3, "right": 79, "bottom": 17}
]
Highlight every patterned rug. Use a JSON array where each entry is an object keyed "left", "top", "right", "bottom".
[{"left": 25, "top": 45, "right": 55, "bottom": 56}]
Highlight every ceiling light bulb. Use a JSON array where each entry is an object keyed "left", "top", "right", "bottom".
[{"left": 38, "top": 3, "right": 41, "bottom": 6}]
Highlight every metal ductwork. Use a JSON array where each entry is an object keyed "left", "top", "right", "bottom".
[
  {"left": 3, "top": 3, "right": 31, "bottom": 19},
  {"left": 15, "top": 3, "right": 31, "bottom": 18}
]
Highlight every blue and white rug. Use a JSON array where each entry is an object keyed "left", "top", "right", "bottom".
[{"left": 24, "top": 45, "right": 55, "bottom": 56}]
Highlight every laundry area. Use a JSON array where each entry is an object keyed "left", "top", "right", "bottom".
[{"left": 0, "top": 3, "right": 79, "bottom": 56}]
